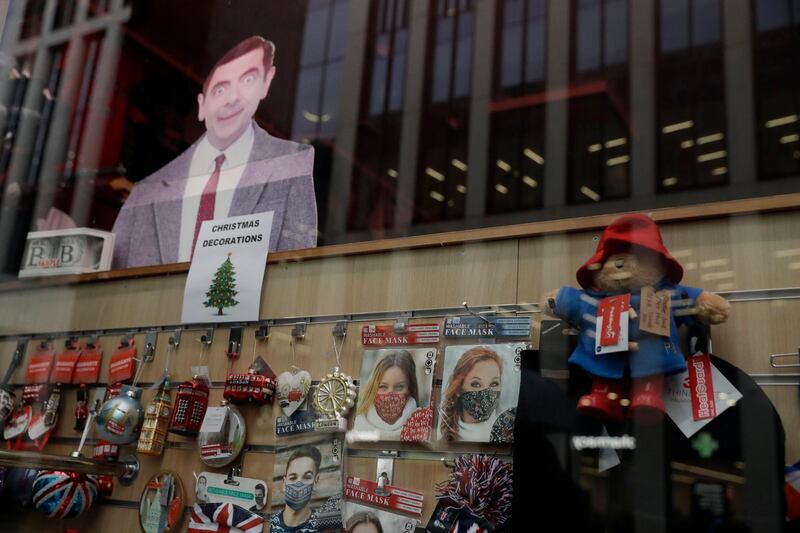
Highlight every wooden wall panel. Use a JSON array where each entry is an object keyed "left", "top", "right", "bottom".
[{"left": 0, "top": 209, "right": 798, "bottom": 532}]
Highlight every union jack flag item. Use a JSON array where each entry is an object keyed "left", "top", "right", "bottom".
[
  {"left": 32, "top": 470, "right": 99, "bottom": 519},
  {"left": 189, "top": 502, "right": 264, "bottom": 533}
]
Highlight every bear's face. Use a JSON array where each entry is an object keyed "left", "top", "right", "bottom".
[{"left": 592, "top": 247, "right": 664, "bottom": 292}]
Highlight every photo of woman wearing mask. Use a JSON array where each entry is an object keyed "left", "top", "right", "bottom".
[
  {"left": 438, "top": 344, "right": 523, "bottom": 443},
  {"left": 269, "top": 440, "right": 343, "bottom": 533},
  {"left": 353, "top": 349, "right": 435, "bottom": 442},
  {"left": 345, "top": 511, "right": 384, "bottom": 533}
]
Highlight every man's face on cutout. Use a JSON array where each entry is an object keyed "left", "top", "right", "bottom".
[{"left": 198, "top": 47, "right": 275, "bottom": 150}]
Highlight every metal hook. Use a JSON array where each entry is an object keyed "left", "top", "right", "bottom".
[
  {"left": 441, "top": 457, "right": 456, "bottom": 469},
  {"left": 770, "top": 349, "right": 800, "bottom": 368},
  {"left": 168, "top": 329, "right": 182, "bottom": 348},
  {"left": 462, "top": 301, "right": 491, "bottom": 325},
  {"left": 197, "top": 329, "right": 214, "bottom": 346}
]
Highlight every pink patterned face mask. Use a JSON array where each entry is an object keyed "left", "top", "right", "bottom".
[{"left": 374, "top": 392, "right": 407, "bottom": 424}]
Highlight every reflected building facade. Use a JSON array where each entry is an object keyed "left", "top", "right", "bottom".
[{"left": 0, "top": 0, "right": 797, "bottom": 275}]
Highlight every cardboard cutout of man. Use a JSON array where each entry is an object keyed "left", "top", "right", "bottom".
[{"left": 111, "top": 36, "right": 317, "bottom": 269}]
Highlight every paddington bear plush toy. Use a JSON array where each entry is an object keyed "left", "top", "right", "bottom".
[{"left": 544, "top": 214, "right": 731, "bottom": 421}]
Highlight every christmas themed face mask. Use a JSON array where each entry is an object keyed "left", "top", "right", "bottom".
[
  {"left": 284, "top": 481, "right": 314, "bottom": 511},
  {"left": 374, "top": 392, "right": 407, "bottom": 424},
  {"left": 459, "top": 389, "right": 500, "bottom": 422}
]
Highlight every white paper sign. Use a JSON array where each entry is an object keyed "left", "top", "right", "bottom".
[
  {"left": 199, "top": 406, "right": 228, "bottom": 434},
  {"left": 181, "top": 212, "right": 273, "bottom": 323},
  {"left": 663, "top": 362, "right": 743, "bottom": 438}
]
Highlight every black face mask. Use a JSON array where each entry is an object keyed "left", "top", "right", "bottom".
[{"left": 459, "top": 389, "right": 500, "bottom": 422}]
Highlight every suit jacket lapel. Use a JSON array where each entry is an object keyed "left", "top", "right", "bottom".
[{"left": 153, "top": 146, "right": 195, "bottom": 263}]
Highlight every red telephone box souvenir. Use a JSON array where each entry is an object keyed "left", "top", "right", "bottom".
[{"left": 169, "top": 377, "right": 209, "bottom": 437}]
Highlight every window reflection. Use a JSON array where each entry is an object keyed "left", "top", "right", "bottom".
[
  {"left": 348, "top": 0, "right": 410, "bottom": 235},
  {"left": 488, "top": 0, "right": 546, "bottom": 215},
  {"left": 568, "top": 0, "right": 629, "bottom": 205},
  {"left": 414, "top": 0, "right": 474, "bottom": 224},
  {"left": 754, "top": 0, "right": 800, "bottom": 180},
  {"left": 657, "top": 0, "right": 727, "bottom": 192}
]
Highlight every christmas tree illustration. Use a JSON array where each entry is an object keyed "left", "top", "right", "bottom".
[{"left": 204, "top": 253, "right": 239, "bottom": 315}]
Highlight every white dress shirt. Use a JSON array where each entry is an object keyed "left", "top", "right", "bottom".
[{"left": 178, "top": 123, "right": 255, "bottom": 262}]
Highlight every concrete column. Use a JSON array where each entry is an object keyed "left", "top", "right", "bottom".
[
  {"left": 464, "top": 0, "right": 495, "bottom": 219},
  {"left": 542, "top": 0, "right": 570, "bottom": 208},
  {"left": 70, "top": 0, "right": 128, "bottom": 225},
  {"left": 629, "top": 0, "right": 656, "bottom": 197},
  {"left": 722, "top": 0, "right": 757, "bottom": 184},
  {"left": 393, "top": 0, "right": 430, "bottom": 232}
]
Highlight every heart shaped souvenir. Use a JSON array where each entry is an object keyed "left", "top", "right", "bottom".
[{"left": 276, "top": 369, "right": 311, "bottom": 417}]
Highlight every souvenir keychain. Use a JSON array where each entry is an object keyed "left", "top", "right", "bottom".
[
  {"left": 313, "top": 325, "right": 357, "bottom": 430},
  {"left": 169, "top": 332, "right": 211, "bottom": 437},
  {"left": 223, "top": 327, "right": 277, "bottom": 405},
  {"left": 197, "top": 336, "right": 246, "bottom": 467},
  {"left": 138, "top": 333, "right": 178, "bottom": 457}
]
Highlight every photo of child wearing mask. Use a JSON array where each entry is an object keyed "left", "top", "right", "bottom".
[
  {"left": 352, "top": 349, "right": 435, "bottom": 442},
  {"left": 438, "top": 344, "right": 523, "bottom": 443},
  {"left": 269, "top": 440, "right": 343, "bottom": 533}
]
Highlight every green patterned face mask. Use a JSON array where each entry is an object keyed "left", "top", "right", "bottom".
[{"left": 459, "top": 389, "right": 500, "bottom": 422}]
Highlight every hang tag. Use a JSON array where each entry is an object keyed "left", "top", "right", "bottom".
[
  {"left": 663, "top": 355, "right": 742, "bottom": 438},
  {"left": 199, "top": 406, "right": 227, "bottom": 434},
  {"left": 24, "top": 345, "right": 55, "bottom": 384},
  {"left": 595, "top": 294, "right": 630, "bottom": 354},
  {"left": 108, "top": 341, "right": 136, "bottom": 384},
  {"left": 639, "top": 286, "right": 671, "bottom": 337},
  {"left": 361, "top": 324, "right": 440, "bottom": 346},
  {"left": 50, "top": 345, "right": 81, "bottom": 384},
  {"left": 74, "top": 342, "right": 102, "bottom": 384},
  {"left": 687, "top": 354, "right": 717, "bottom": 421}
]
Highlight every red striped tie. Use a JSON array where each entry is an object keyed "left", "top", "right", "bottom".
[{"left": 191, "top": 153, "right": 225, "bottom": 258}]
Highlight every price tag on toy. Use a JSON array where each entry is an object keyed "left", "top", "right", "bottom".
[
  {"left": 181, "top": 212, "right": 273, "bottom": 324},
  {"left": 595, "top": 294, "right": 630, "bottom": 355},
  {"left": 639, "top": 286, "right": 671, "bottom": 337},
  {"left": 199, "top": 406, "right": 228, "bottom": 434}
]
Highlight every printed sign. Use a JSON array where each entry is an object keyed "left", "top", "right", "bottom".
[
  {"left": 595, "top": 294, "right": 630, "bottom": 355},
  {"left": 443, "top": 316, "right": 531, "bottom": 338},
  {"left": 344, "top": 476, "right": 423, "bottom": 517},
  {"left": 361, "top": 324, "right": 440, "bottom": 346},
  {"left": 181, "top": 212, "right": 273, "bottom": 324}
]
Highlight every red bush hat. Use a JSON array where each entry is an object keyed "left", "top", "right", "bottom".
[{"left": 576, "top": 213, "right": 683, "bottom": 290}]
